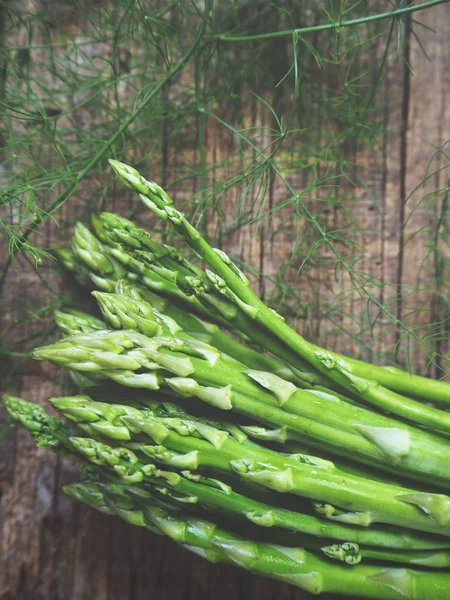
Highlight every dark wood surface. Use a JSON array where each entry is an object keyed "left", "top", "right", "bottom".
[{"left": 1, "top": 3, "right": 449, "bottom": 599}]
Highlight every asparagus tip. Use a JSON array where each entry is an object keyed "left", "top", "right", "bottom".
[{"left": 321, "top": 542, "right": 361, "bottom": 565}]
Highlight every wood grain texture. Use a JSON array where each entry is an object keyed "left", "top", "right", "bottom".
[{"left": 1, "top": 3, "right": 449, "bottom": 600}]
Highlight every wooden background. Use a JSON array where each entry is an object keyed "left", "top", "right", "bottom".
[{"left": 1, "top": 3, "right": 449, "bottom": 599}]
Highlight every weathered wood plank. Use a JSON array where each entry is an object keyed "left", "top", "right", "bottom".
[{"left": 400, "top": 4, "right": 450, "bottom": 376}]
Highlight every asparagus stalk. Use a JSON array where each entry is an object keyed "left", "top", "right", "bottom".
[
  {"left": 65, "top": 480, "right": 450, "bottom": 599},
  {"left": 53, "top": 309, "right": 108, "bottom": 388},
  {"left": 93, "top": 291, "right": 169, "bottom": 338},
  {"left": 269, "top": 527, "right": 450, "bottom": 568},
  {"left": 253, "top": 521, "right": 450, "bottom": 568},
  {"left": 354, "top": 547, "right": 450, "bottom": 568},
  {"left": 65, "top": 480, "right": 161, "bottom": 527},
  {"left": 43, "top": 393, "right": 450, "bottom": 536},
  {"left": 108, "top": 160, "right": 450, "bottom": 411},
  {"left": 53, "top": 245, "right": 116, "bottom": 292},
  {"left": 33, "top": 329, "right": 450, "bottom": 488},
  {"left": 284, "top": 439, "right": 439, "bottom": 491},
  {"left": 72, "top": 223, "right": 124, "bottom": 280},
  {"left": 245, "top": 428, "right": 422, "bottom": 489},
  {"left": 326, "top": 358, "right": 450, "bottom": 408}
]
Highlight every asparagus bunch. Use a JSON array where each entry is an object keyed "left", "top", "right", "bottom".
[
  {"left": 8, "top": 160, "right": 450, "bottom": 598},
  {"left": 16, "top": 388, "right": 447, "bottom": 537},
  {"left": 57, "top": 200, "right": 450, "bottom": 412},
  {"left": 55, "top": 230, "right": 450, "bottom": 490},
  {"left": 53, "top": 282, "right": 450, "bottom": 493},
  {"left": 50, "top": 312, "right": 420, "bottom": 494},
  {"left": 33, "top": 328, "right": 450, "bottom": 491},
  {"left": 4, "top": 394, "right": 450, "bottom": 597},
  {"left": 108, "top": 160, "right": 450, "bottom": 412},
  {"left": 60, "top": 199, "right": 450, "bottom": 441},
  {"left": 5, "top": 395, "right": 450, "bottom": 564},
  {"left": 89, "top": 289, "right": 450, "bottom": 478},
  {"left": 64, "top": 464, "right": 450, "bottom": 568},
  {"left": 71, "top": 217, "right": 325, "bottom": 387},
  {"left": 96, "top": 282, "right": 298, "bottom": 379},
  {"left": 57, "top": 229, "right": 308, "bottom": 384}
]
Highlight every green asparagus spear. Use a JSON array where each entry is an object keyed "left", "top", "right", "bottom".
[
  {"left": 355, "top": 547, "right": 450, "bottom": 568},
  {"left": 53, "top": 309, "right": 108, "bottom": 388},
  {"left": 109, "top": 160, "right": 450, "bottom": 412},
  {"left": 53, "top": 245, "right": 116, "bottom": 292},
  {"left": 71, "top": 223, "right": 128, "bottom": 291},
  {"left": 280, "top": 438, "right": 432, "bottom": 490},
  {"left": 65, "top": 480, "right": 450, "bottom": 599}
]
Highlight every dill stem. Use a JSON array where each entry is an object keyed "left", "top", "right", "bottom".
[{"left": 211, "top": 0, "right": 448, "bottom": 42}]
